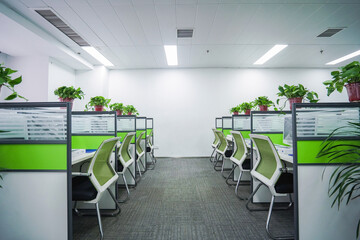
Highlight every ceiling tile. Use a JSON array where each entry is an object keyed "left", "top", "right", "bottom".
[
  {"left": 155, "top": 4, "right": 177, "bottom": 44},
  {"left": 176, "top": 4, "right": 197, "bottom": 28}
]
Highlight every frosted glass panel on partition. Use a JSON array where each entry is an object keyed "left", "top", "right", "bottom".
[
  {"left": 136, "top": 118, "right": 146, "bottom": 129},
  {"left": 147, "top": 119, "right": 153, "bottom": 128},
  {"left": 252, "top": 114, "right": 285, "bottom": 132},
  {"left": 216, "top": 118, "right": 222, "bottom": 128},
  {"left": 117, "top": 118, "right": 136, "bottom": 131},
  {"left": 233, "top": 116, "right": 250, "bottom": 130},
  {"left": 223, "top": 118, "right": 232, "bottom": 128},
  {"left": 72, "top": 114, "right": 115, "bottom": 134},
  {"left": 0, "top": 107, "right": 67, "bottom": 140},
  {"left": 296, "top": 108, "right": 360, "bottom": 137}
]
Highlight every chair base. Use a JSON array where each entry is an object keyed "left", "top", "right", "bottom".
[{"left": 117, "top": 174, "right": 130, "bottom": 203}]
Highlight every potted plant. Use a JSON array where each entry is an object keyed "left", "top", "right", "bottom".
[
  {"left": 124, "top": 105, "right": 138, "bottom": 115},
  {"left": 240, "top": 102, "right": 253, "bottom": 115},
  {"left": 230, "top": 105, "right": 241, "bottom": 115},
  {"left": 85, "top": 96, "right": 110, "bottom": 111},
  {"left": 276, "top": 84, "right": 319, "bottom": 110},
  {"left": 54, "top": 86, "right": 84, "bottom": 109},
  {"left": 110, "top": 103, "right": 124, "bottom": 116},
  {"left": 0, "top": 63, "right": 27, "bottom": 101},
  {"left": 323, "top": 61, "right": 360, "bottom": 102},
  {"left": 317, "top": 122, "right": 360, "bottom": 238},
  {"left": 253, "top": 96, "right": 274, "bottom": 111}
]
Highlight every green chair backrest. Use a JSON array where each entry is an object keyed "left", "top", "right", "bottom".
[
  {"left": 148, "top": 129, "right": 153, "bottom": 147},
  {"left": 91, "top": 137, "right": 119, "bottom": 186},
  {"left": 232, "top": 131, "right": 246, "bottom": 161},
  {"left": 212, "top": 128, "right": 220, "bottom": 146},
  {"left": 252, "top": 137, "right": 283, "bottom": 180},
  {"left": 136, "top": 131, "right": 145, "bottom": 154},
  {"left": 120, "top": 132, "right": 135, "bottom": 163},
  {"left": 215, "top": 130, "right": 227, "bottom": 152}
]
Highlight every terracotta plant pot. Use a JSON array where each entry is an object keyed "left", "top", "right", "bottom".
[
  {"left": 59, "top": 97, "right": 74, "bottom": 110},
  {"left": 259, "top": 105, "right": 268, "bottom": 111},
  {"left": 116, "top": 110, "right": 123, "bottom": 116},
  {"left": 345, "top": 82, "right": 360, "bottom": 102},
  {"left": 127, "top": 112, "right": 132, "bottom": 115},
  {"left": 245, "top": 109, "right": 251, "bottom": 115},
  {"left": 288, "top": 97, "right": 303, "bottom": 110},
  {"left": 94, "top": 105, "right": 104, "bottom": 112},
  {"left": 233, "top": 111, "right": 239, "bottom": 115}
]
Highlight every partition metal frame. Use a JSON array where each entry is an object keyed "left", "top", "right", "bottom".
[
  {"left": 136, "top": 116, "right": 147, "bottom": 172},
  {"left": 215, "top": 117, "right": 222, "bottom": 130},
  {"left": 146, "top": 118, "right": 154, "bottom": 165},
  {"left": 292, "top": 102, "right": 360, "bottom": 240},
  {"left": 0, "top": 102, "right": 73, "bottom": 240}
]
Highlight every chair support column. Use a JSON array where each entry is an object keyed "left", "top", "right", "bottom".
[{"left": 95, "top": 202, "right": 104, "bottom": 240}]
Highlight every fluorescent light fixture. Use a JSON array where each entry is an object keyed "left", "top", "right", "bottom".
[
  {"left": 82, "top": 46, "right": 114, "bottom": 67},
  {"left": 326, "top": 50, "right": 360, "bottom": 65},
  {"left": 254, "top": 44, "right": 288, "bottom": 65},
  {"left": 164, "top": 45, "right": 178, "bottom": 66}
]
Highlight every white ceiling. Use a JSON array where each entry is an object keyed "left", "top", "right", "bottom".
[{"left": 0, "top": 0, "right": 360, "bottom": 69}]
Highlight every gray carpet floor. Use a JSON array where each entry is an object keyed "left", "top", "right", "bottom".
[{"left": 73, "top": 157, "right": 294, "bottom": 240}]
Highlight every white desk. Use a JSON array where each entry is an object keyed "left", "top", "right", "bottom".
[
  {"left": 226, "top": 134, "right": 293, "bottom": 163},
  {"left": 72, "top": 152, "right": 95, "bottom": 165}
]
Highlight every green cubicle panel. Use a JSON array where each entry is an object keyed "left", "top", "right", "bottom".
[
  {"left": 250, "top": 111, "right": 292, "bottom": 203},
  {"left": 215, "top": 117, "right": 222, "bottom": 131},
  {"left": 293, "top": 103, "right": 360, "bottom": 240},
  {"left": 0, "top": 102, "right": 72, "bottom": 240},
  {"left": 71, "top": 111, "right": 118, "bottom": 211},
  {"left": 72, "top": 111, "right": 117, "bottom": 149},
  {"left": 222, "top": 116, "right": 232, "bottom": 136}
]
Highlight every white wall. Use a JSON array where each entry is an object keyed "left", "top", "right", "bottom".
[
  {"left": 75, "top": 66, "right": 109, "bottom": 111},
  {"left": 1, "top": 55, "right": 49, "bottom": 102},
  {"left": 48, "top": 59, "right": 76, "bottom": 102},
  {"left": 108, "top": 68, "right": 348, "bottom": 157}
]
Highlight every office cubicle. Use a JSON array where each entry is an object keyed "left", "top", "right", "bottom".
[
  {"left": 0, "top": 102, "right": 72, "bottom": 240},
  {"left": 72, "top": 111, "right": 118, "bottom": 211},
  {"left": 215, "top": 117, "right": 222, "bottom": 131},
  {"left": 136, "top": 116, "right": 147, "bottom": 172},
  {"left": 250, "top": 111, "right": 292, "bottom": 203},
  {"left": 117, "top": 115, "right": 137, "bottom": 185},
  {"left": 293, "top": 103, "right": 360, "bottom": 240}
]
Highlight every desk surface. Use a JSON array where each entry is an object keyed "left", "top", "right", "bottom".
[
  {"left": 226, "top": 134, "right": 293, "bottom": 163},
  {"left": 72, "top": 152, "right": 95, "bottom": 165}
]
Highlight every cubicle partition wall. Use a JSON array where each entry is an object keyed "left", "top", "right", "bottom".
[
  {"left": 117, "top": 115, "right": 136, "bottom": 185},
  {"left": 136, "top": 117, "right": 147, "bottom": 171},
  {"left": 250, "top": 111, "right": 292, "bottom": 203},
  {"left": 71, "top": 111, "right": 118, "bottom": 210},
  {"left": 293, "top": 103, "right": 360, "bottom": 240},
  {"left": 222, "top": 116, "right": 232, "bottom": 137},
  {"left": 0, "top": 102, "right": 72, "bottom": 240},
  {"left": 215, "top": 117, "right": 222, "bottom": 131},
  {"left": 231, "top": 114, "right": 251, "bottom": 181},
  {"left": 146, "top": 118, "right": 153, "bottom": 165}
]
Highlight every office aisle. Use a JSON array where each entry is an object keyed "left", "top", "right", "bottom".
[{"left": 73, "top": 158, "right": 293, "bottom": 240}]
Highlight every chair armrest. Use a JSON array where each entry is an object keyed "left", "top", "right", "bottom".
[{"left": 72, "top": 172, "right": 92, "bottom": 177}]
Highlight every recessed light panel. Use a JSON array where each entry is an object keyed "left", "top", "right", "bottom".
[
  {"left": 164, "top": 45, "right": 178, "bottom": 66},
  {"left": 254, "top": 45, "right": 288, "bottom": 65},
  {"left": 326, "top": 50, "right": 360, "bottom": 65},
  {"left": 82, "top": 47, "right": 114, "bottom": 67}
]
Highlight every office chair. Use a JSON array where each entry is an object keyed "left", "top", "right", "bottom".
[
  {"left": 225, "top": 131, "right": 251, "bottom": 200},
  {"left": 213, "top": 130, "right": 231, "bottom": 171},
  {"left": 210, "top": 128, "right": 220, "bottom": 163},
  {"left": 117, "top": 132, "right": 136, "bottom": 202},
  {"left": 146, "top": 129, "right": 157, "bottom": 169},
  {"left": 246, "top": 134, "right": 293, "bottom": 240},
  {"left": 72, "top": 137, "right": 122, "bottom": 240},
  {"left": 136, "top": 131, "right": 146, "bottom": 176}
]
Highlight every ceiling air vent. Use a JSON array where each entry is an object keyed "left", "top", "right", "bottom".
[
  {"left": 35, "top": 9, "right": 89, "bottom": 46},
  {"left": 177, "top": 29, "right": 193, "bottom": 38},
  {"left": 317, "top": 28, "right": 345, "bottom": 37}
]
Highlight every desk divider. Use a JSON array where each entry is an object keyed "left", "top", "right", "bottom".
[
  {"left": 71, "top": 111, "right": 118, "bottom": 211},
  {"left": 293, "top": 103, "right": 360, "bottom": 240},
  {"left": 222, "top": 116, "right": 232, "bottom": 137},
  {"left": 136, "top": 117, "right": 147, "bottom": 171},
  {"left": 250, "top": 111, "right": 292, "bottom": 204},
  {"left": 215, "top": 117, "right": 222, "bottom": 131},
  {"left": 0, "top": 102, "right": 72, "bottom": 240}
]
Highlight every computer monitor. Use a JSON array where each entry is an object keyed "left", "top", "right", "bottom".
[{"left": 283, "top": 116, "right": 292, "bottom": 146}]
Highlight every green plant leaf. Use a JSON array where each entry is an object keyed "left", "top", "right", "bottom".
[
  {"left": 5, "top": 92, "right": 17, "bottom": 100},
  {"left": 8, "top": 76, "right": 22, "bottom": 87}
]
